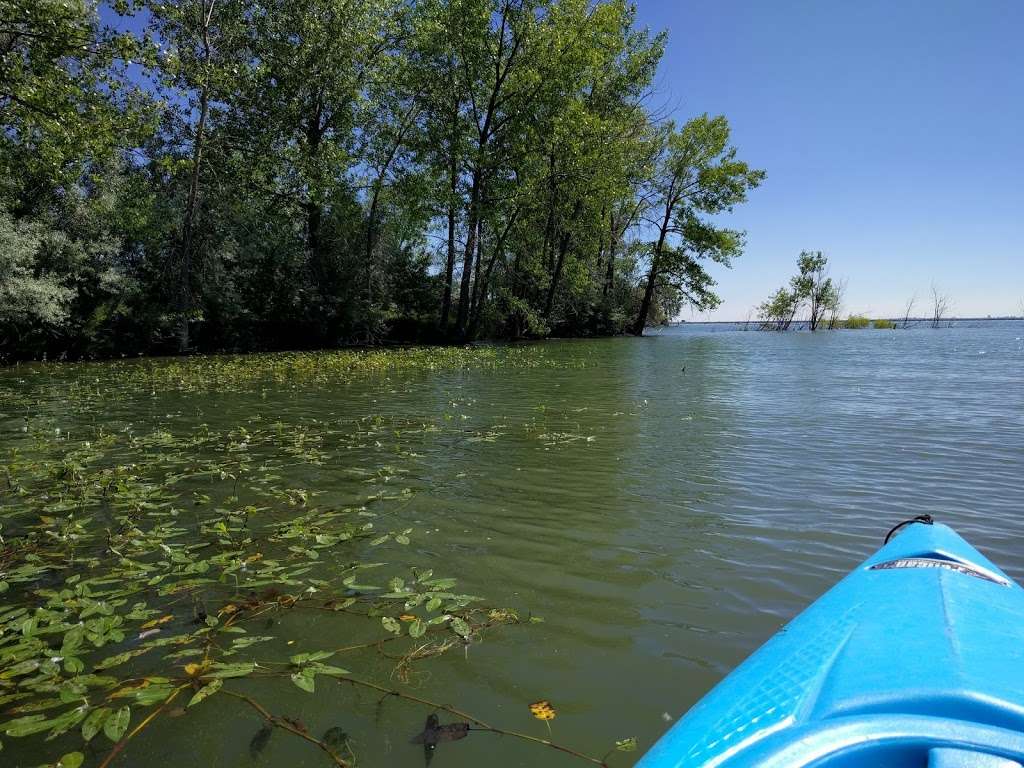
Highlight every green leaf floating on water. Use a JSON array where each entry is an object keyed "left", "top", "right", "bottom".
[
  {"left": 95, "top": 649, "right": 150, "bottom": 671},
  {"left": 81, "top": 707, "right": 111, "bottom": 742},
  {"left": 311, "top": 665, "right": 349, "bottom": 677},
  {"left": 204, "top": 662, "right": 255, "bottom": 679},
  {"left": 0, "top": 355, "right": 524, "bottom": 765},
  {"left": 289, "top": 651, "right": 334, "bottom": 665},
  {"left": 3, "top": 714, "right": 52, "bottom": 737},
  {"left": 291, "top": 668, "right": 316, "bottom": 693},
  {"left": 188, "top": 679, "right": 223, "bottom": 708},
  {"left": 57, "top": 752, "right": 85, "bottom": 768},
  {"left": 616, "top": 736, "right": 638, "bottom": 752},
  {"left": 103, "top": 706, "right": 130, "bottom": 742}
]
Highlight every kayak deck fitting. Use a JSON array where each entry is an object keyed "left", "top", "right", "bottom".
[{"left": 638, "top": 520, "right": 1024, "bottom": 767}]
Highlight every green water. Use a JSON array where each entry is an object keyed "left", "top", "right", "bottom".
[{"left": 2, "top": 323, "right": 1023, "bottom": 767}]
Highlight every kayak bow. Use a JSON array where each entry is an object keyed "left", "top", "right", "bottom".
[{"left": 638, "top": 521, "right": 1024, "bottom": 767}]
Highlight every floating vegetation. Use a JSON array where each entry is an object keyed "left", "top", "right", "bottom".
[
  {"left": 0, "top": 347, "right": 620, "bottom": 767},
  {"left": 1, "top": 345, "right": 589, "bottom": 408}
]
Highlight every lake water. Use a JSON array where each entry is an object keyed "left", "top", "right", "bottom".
[{"left": 2, "top": 321, "right": 1023, "bottom": 767}]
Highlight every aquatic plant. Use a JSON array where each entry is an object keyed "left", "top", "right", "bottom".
[
  {"left": 0, "top": 347, "right": 619, "bottom": 767},
  {"left": 843, "top": 315, "right": 871, "bottom": 329}
]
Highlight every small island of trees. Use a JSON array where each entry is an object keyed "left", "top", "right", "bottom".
[{"left": 754, "top": 251, "right": 959, "bottom": 331}]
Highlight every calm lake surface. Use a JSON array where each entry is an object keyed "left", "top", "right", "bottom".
[{"left": 2, "top": 321, "right": 1023, "bottom": 767}]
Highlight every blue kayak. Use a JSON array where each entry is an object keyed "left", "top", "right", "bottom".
[{"left": 638, "top": 519, "right": 1024, "bottom": 767}]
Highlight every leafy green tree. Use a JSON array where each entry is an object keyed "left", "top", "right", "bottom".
[
  {"left": 757, "top": 286, "right": 798, "bottom": 331},
  {"left": 633, "top": 115, "right": 764, "bottom": 335},
  {"left": 146, "top": 0, "right": 233, "bottom": 350},
  {"left": 0, "top": 0, "right": 150, "bottom": 213},
  {"left": 791, "top": 250, "right": 834, "bottom": 331},
  {"left": 0, "top": 208, "right": 74, "bottom": 339}
]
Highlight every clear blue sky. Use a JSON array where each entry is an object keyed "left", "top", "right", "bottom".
[{"left": 632, "top": 0, "right": 1024, "bottom": 320}]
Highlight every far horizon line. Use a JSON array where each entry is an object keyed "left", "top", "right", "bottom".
[{"left": 673, "top": 316, "right": 1024, "bottom": 325}]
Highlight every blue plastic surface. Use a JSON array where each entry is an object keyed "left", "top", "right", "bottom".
[{"left": 637, "top": 523, "right": 1024, "bottom": 767}]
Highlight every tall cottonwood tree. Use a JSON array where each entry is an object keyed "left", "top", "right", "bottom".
[{"left": 633, "top": 115, "right": 764, "bottom": 334}]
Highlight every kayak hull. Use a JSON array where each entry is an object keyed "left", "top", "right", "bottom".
[{"left": 637, "top": 523, "right": 1024, "bottom": 767}]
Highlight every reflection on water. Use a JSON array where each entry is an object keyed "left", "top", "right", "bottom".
[{"left": 2, "top": 322, "right": 1023, "bottom": 766}]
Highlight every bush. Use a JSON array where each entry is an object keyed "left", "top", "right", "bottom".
[
  {"left": 843, "top": 314, "right": 870, "bottom": 329},
  {"left": 873, "top": 318, "right": 895, "bottom": 329}
]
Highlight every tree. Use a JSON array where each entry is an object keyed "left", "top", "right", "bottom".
[
  {"left": 825, "top": 277, "right": 846, "bottom": 330},
  {"left": 632, "top": 115, "right": 764, "bottom": 335},
  {"left": 146, "top": 0, "right": 244, "bottom": 351},
  {"left": 791, "top": 250, "right": 834, "bottom": 331},
  {"left": 931, "top": 282, "right": 951, "bottom": 328},
  {"left": 901, "top": 294, "right": 916, "bottom": 329},
  {"left": 757, "top": 286, "right": 798, "bottom": 331},
  {"left": 0, "top": 0, "right": 149, "bottom": 213},
  {"left": 0, "top": 208, "right": 74, "bottom": 340}
]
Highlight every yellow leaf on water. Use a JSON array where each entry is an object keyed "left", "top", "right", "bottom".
[
  {"left": 399, "top": 614, "right": 416, "bottom": 622},
  {"left": 141, "top": 615, "right": 174, "bottom": 629},
  {"left": 529, "top": 700, "right": 556, "bottom": 721},
  {"left": 184, "top": 662, "right": 206, "bottom": 677}
]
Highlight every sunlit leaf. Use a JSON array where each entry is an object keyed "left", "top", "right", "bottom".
[
  {"left": 529, "top": 700, "right": 556, "bottom": 721},
  {"left": 615, "top": 737, "right": 638, "bottom": 752},
  {"left": 188, "top": 679, "right": 223, "bottom": 708},
  {"left": 57, "top": 752, "right": 85, "bottom": 768},
  {"left": 81, "top": 707, "right": 111, "bottom": 742},
  {"left": 103, "top": 707, "right": 130, "bottom": 742},
  {"left": 290, "top": 668, "right": 316, "bottom": 693},
  {"left": 204, "top": 662, "right": 254, "bottom": 679}
]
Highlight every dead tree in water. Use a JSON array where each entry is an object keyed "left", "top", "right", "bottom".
[
  {"left": 901, "top": 294, "right": 916, "bottom": 329},
  {"left": 931, "top": 283, "right": 951, "bottom": 328}
]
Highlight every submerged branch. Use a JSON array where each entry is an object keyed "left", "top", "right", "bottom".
[
  {"left": 98, "top": 685, "right": 188, "bottom": 768},
  {"left": 338, "top": 676, "right": 610, "bottom": 767},
  {"left": 221, "top": 689, "right": 350, "bottom": 768}
]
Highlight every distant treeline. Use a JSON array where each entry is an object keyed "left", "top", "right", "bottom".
[{"left": 0, "top": 0, "right": 763, "bottom": 362}]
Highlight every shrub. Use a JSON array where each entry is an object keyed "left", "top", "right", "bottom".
[{"left": 843, "top": 314, "right": 870, "bottom": 329}]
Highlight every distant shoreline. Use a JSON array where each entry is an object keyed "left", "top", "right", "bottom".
[{"left": 671, "top": 317, "right": 1024, "bottom": 325}]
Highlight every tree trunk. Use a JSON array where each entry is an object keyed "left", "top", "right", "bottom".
[
  {"left": 440, "top": 153, "right": 458, "bottom": 330},
  {"left": 633, "top": 201, "right": 673, "bottom": 336},
  {"left": 454, "top": 166, "right": 481, "bottom": 339},
  {"left": 363, "top": 183, "right": 382, "bottom": 340},
  {"left": 177, "top": 1, "right": 214, "bottom": 353},
  {"left": 603, "top": 210, "right": 617, "bottom": 298},
  {"left": 544, "top": 199, "right": 582, "bottom": 319},
  {"left": 468, "top": 210, "right": 516, "bottom": 339},
  {"left": 470, "top": 215, "right": 484, "bottom": 320},
  {"left": 304, "top": 96, "right": 325, "bottom": 286}
]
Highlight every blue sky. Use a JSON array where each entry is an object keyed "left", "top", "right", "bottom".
[{"left": 633, "top": 0, "right": 1024, "bottom": 319}]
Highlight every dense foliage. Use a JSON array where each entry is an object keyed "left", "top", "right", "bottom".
[{"left": 0, "top": 0, "right": 762, "bottom": 362}]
